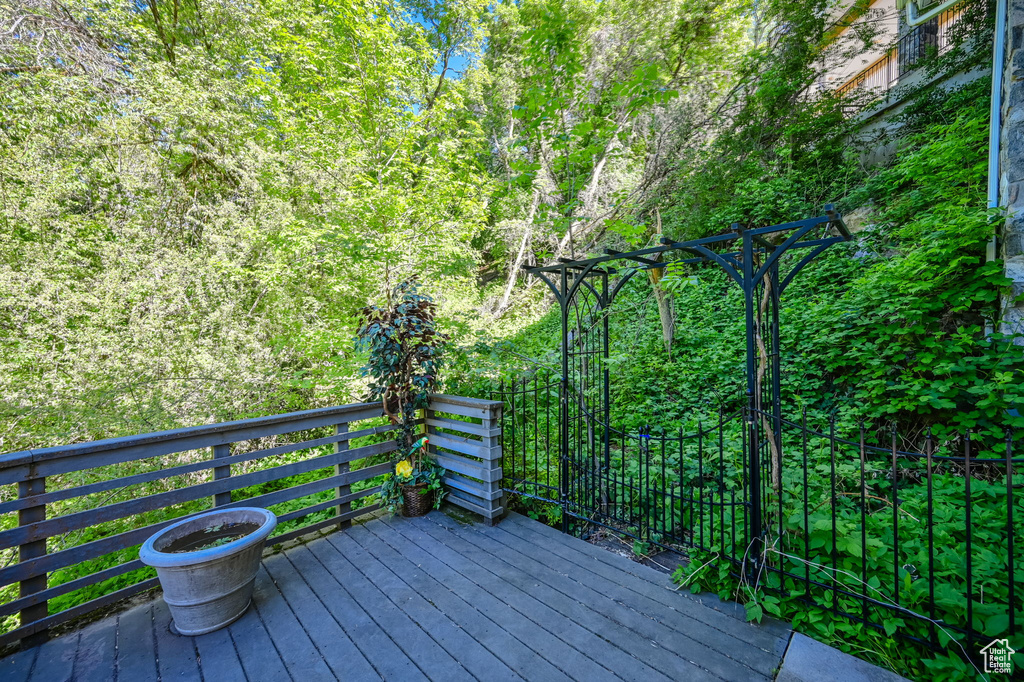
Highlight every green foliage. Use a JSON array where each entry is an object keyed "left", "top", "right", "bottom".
[{"left": 356, "top": 278, "right": 450, "bottom": 448}]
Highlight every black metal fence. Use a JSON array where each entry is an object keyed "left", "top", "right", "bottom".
[{"left": 494, "top": 374, "right": 1022, "bottom": 666}]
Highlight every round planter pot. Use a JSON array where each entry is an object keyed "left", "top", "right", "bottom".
[
  {"left": 402, "top": 483, "right": 435, "bottom": 517},
  {"left": 140, "top": 507, "right": 277, "bottom": 636}
]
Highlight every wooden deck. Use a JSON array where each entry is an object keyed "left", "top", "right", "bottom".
[{"left": 0, "top": 511, "right": 792, "bottom": 682}]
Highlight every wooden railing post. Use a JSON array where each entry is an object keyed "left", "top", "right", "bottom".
[
  {"left": 18, "top": 472, "right": 48, "bottom": 648},
  {"left": 480, "top": 402, "right": 504, "bottom": 526},
  {"left": 334, "top": 422, "right": 351, "bottom": 530},
  {"left": 213, "top": 444, "right": 231, "bottom": 507},
  {"left": 427, "top": 396, "right": 505, "bottom": 525}
]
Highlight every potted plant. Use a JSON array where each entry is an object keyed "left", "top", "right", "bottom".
[
  {"left": 356, "top": 277, "right": 449, "bottom": 516},
  {"left": 139, "top": 507, "right": 277, "bottom": 635},
  {"left": 380, "top": 436, "right": 446, "bottom": 516}
]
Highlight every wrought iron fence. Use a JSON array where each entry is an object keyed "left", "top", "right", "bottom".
[{"left": 493, "top": 374, "right": 1023, "bottom": 667}]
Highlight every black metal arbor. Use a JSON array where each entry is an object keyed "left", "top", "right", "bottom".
[
  {"left": 492, "top": 206, "right": 1024, "bottom": 666},
  {"left": 509, "top": 206, "right": 851, "bottom": 556}
]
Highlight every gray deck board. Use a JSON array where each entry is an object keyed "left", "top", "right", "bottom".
[
  {"left": 250, "top": 565, "right": 335, "bottom": 682},
  {"left": 371, "top": 515, "right": 624, "bottom": 682},
  {"left": 503, "top": 512, "right": 792, "bottom": 645},
  {"left": 424, "top": 513, "right": 727, "bottom": 681},
  {"left": 284, "top": 544, "right": 426, "bottom": 682},
  {"left": 0, "top": 639, "right": 36, "bottom": 682},
  {"left": 306, "top": 533, "right": 472, "bottom": 682},
  {"left": 408, "top": 515, "right": 680, "bottom": 682},
  {"left": 351, "top": 519, "right": 571, "bottom": 682},
  {"left": 225, "top": 575, "right": 292, "bottom": 682},
  {"left": 330, "top": 528, "right": 522, "bottom": 682},
  {"left": 485, "top": 515, "right": 782, "bottom": 675},
  {"left": 152, "top": 600, "right": 203, "bottom": 682},
  {"left": 115, "top": 603, "right": 157, "bottom": 682},
  {"left": 262, "top": 552, "right": 380, "bottom": 681},
  {"left": 73, "top": 618, "right": 117, "bottom": 682},
  {"left": 192, "top": 620, "right": 245, "bottom": 681},
  {"left": 0, "top": 509, "right": 791, "bottom": 681}
]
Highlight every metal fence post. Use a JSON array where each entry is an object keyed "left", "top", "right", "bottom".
[{"left": 18, "top": 472, "right": 48, "bottom": 648}]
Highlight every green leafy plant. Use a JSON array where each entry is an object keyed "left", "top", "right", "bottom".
[{"left": 356, "top": 277, "right": 450, "bottom": 450}]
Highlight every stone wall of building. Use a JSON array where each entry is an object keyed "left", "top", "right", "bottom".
[{"left": 1001, "top": 1, "right": 1024, "bottom": 336}]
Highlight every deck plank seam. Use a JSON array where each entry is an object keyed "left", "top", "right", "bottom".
[
  {"left": 421, "top": 516, "right": 722, "bottom": 680},
  {"left": 503, "top": 513, "right": 788, "bottom": 641},
  {"left": 148, "top": 604, "right": 160, "bottom": 682},
  {"left": 416, "top": 516, "right": 694, "bottom": 681},
  {"left": 480, "top": 520, "right": 773, "bottom": 676},
  {"left": 189, "top": 629, "right": 206, "bottom": 682},
  {"left": 372, "top": 516, "right": 628, "bottom": 682},
  {"left": 494, "top": 519, "right": 783, "bottom": 656},
  {"left": 355, "top": 519, "right": 575, "bottom": 682},
  {"left": 22, "top": 640, "right": 39, "bottom": 681},
  {"left": 301, "top": 539, "right": 440, "bottom": 681},
  {"left": 289, "top": 542, "right": 427, "bottom": 681},
  {"left": 409, "top": 515, "right": 684, "bottom": 682},
  {"left": 112, "top": 611, "right": 120, "bottom": 682},
  {"left": 323, "top": 531, "right": 499, "bottom": 682},
  {"left": 408, "top": 515, "right": 678, "bottom": 680},
  {"left": 346, "top": 524, "right": 531, "bottom": 677},
  {"left": 278, "top": 550, "right": 387, "bottom": 681}
]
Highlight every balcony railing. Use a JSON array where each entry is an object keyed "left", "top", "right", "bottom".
[
  {"left": 836, "top": 5, "right": 964, "bottom": 99},
  {"left": 0, "top": 394, "right": 503, "bottom": 649}
]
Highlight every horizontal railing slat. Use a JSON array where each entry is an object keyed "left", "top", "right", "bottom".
[
  {"left": 241, "top": 467, "right": 387, "bottom": 520},
  {"left": 0, "top": 405, "right": 386, "bottom": 484},
  {"left": 275, "top": 486, "right": 381, "bottom": 524},
  {"left": 269, "top": 504, "right": 380, "bottom": 547},
  {"left": 0, "top": 461, "right": 390, "bottom": 587},
  {"left": 431, "top": 451, "right": 501, "bottom": 483},
  {"left": 428, "top": 432, "right": 498, "bottom": 459},
  {"left": 0, "top": 520, "right": 175, "bottom": 590},
  {"left": 0, "top": 396, "right": 497, "bottom": 648},
  {"left": 0, "top": 420, "right": 409, "bottom": 515},
  {"left": 0, "top": 559, "right": 145, "bottom": 620},
  {"left": 0, "top": 440, "right": 396, "bottom": 551},
  {"left": 0, "top": 501, "right": 383, "bottom": 647},
  {"left": 0, "top": 479, "right": 386, "bottom": 613},
  {"left": 424, "top": 416, "right": 498, "bottom": 439},
  {"left": 446, "top": 489, "right": 501, "bottom": 519},
  {"left": 0, "top": 577, "right": 160, "bottom": 649},
  {"left": 441, "top": 473, "right": 503, "bottom": 501},
  {"left": 428, "top": 395, "right": 501, "bottom": 420},
  {"left": 0, "top": 402, "right": 383, "bottom": 467}
]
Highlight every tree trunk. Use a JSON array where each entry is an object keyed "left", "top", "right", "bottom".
[
  {"left": 647, "top": 210, "right": 675, "bottom": 353},
  {"left": 497, "top": 191, "right": 540, "bottom": 313},
  {"left": 647, "top": 266, "right": 675, "bottom": 354}
]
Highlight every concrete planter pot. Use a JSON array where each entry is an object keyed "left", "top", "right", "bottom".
[{"left": 140, "top": 507, "right": 277, "bottom": 636}]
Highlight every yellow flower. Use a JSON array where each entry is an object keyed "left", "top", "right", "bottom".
[{"left": 395, "top": 459, "right": 413, "bottom": 478}]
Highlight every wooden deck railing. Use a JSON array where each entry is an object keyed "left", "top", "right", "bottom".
[{"left": 0, "top": 395, "right": 503, "bottom": 650}]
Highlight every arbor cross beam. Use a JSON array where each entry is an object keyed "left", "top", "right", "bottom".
[{"left": 522, "top": 206, "right": 852, "bottom": 560}]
